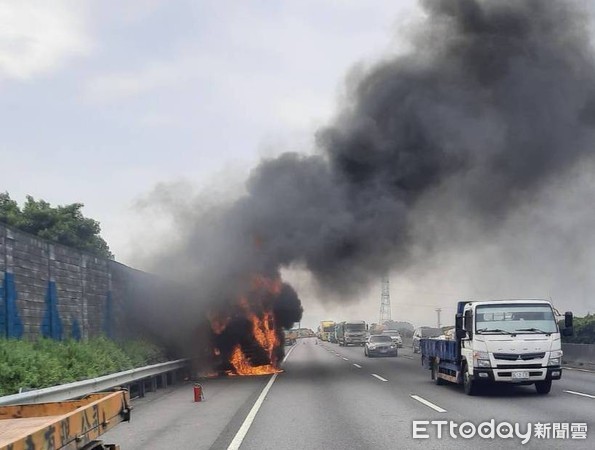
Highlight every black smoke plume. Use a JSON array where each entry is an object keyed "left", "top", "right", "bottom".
[{"left": 131, "top": 0, "right": 595, "bottom": 361}]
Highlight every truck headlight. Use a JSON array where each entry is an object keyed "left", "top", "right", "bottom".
[
  {"left": 473, "top": 351, "right": 491, "bottom": 368},
  {"left": 390, "top": 345, "right": 396, "bottom": 349},
  {"left": 548, "top": 350, "right": 562, "bottom": 366}
]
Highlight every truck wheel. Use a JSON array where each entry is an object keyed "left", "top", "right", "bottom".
[
  {"left": 535, "top": 380, "right": 552, "bottom": 394},
  {"left": 432, "top": 361, "right": 444, "bottom": 385},
  {"left": 463, "top": 364, "right": 477, "bottom": 396}
]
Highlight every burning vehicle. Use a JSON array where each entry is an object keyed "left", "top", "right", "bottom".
[{"left": 207, "top": 275, "right": 302, "bottom": 376}]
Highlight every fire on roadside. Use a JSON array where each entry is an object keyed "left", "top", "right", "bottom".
[{"left": 210, "top": 275, "right": 285, "bottom": 376}]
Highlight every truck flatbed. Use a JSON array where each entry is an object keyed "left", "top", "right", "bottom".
[{"left": 0, "top": 390, "right": 130, "bottom": 450}]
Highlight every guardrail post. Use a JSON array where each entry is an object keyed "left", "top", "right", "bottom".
[
  {"left": 138, "top": 380, "right": 146, "bottom": 398},
  {"left": 148, "top": 377, "right": 157, "bottom": 393},
  {"left": 159, "top": 373, "right": 167, "bottom": 388}
]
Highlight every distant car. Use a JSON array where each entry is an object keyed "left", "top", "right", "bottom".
[
  {"left": 381, "top": 330, "right": 403, "bottom": 348},
  {"left": 364, "top": 335, "right": 398, "bottom": 357},
  {"left": 285, "top": 337, "right": 296, "bottom": 346},
  {"left": 412, "top": 327, "right": 442, "bottom": 353}
]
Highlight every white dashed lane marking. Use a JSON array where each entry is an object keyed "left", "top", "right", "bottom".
[
  {"left": 410, "top": 394, "right": 447, "bottom": 413},
  {"left": 371, "top": 374, "right": 388, "bottom": 382},
  {"left": 564, "top": 390, "right": 595, "bottom": 399}
]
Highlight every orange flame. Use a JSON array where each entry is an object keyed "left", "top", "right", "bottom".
[
  {"left": 210, "top": 274, "right": 285, "bottom": 376},
  {"left": 227, "top": 345, "right": 281, "bottom": 376}
]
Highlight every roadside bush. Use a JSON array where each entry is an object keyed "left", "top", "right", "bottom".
[
  {"left": 561, "top": 314, "right": 595, "bottom": 344},
  {"left": 0, "top": 338, "right": 167, "bottom": 396}
]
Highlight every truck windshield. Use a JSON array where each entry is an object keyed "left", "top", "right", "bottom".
[
  {"left": 345, "top": 324, "right": 365, "bottom": 332},
  {"left": 475, "top": 304, "right": 557, "bottom": 334},
  {"left": 323, "top": 326, "right": 335, "bottom": 332}
]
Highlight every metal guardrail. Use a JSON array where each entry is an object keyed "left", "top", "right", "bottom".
[{"left": 0, "top": 358, "right": 188, "bottom": 406}]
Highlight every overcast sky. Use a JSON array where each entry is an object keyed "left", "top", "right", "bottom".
[
  {"left": 3, "top": 1, "right": 595, "bottom": 331},
  {"left": 0, "top": 0, "right": 418, "bottom": 258}
]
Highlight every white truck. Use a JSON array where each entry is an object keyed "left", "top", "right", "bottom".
[
  {"left": 336, "top": 321, "right": 368, "bottom": 346},
  {"left": 421, "top": 299, "right": 573, "bottom": 395}
]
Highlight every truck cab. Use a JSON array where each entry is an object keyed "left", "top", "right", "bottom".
[
  {"left": 457, "top": 299, "right": 572, "bottom": 394},
  {"left": 421, "top": 299, "right": 573, "bottom": 395},
  {"left": 337, "top": 321, "right": 367, "bottom": 346}
]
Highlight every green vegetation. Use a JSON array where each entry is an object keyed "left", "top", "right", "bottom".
[
  {"left": 0, "top": 338, "right": 167, "bottom": 396},
  {"left": 562, "top": 313, "right": 595, "bottom": 344},
  {"left": 0, "top": 192, "right": 113, "bottom": 258}
]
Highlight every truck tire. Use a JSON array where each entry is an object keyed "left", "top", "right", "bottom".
[
  {"left": 432, "top": 361, "right": 444, "bottom": 385},
  {"left": 463, "top": 364, "right": 477, "bottom": 396},
  {"left": 535, "top": 380, "right": 552, "bottom": 394}
]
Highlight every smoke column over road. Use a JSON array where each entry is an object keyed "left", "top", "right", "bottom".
[{"left": 134, "top": 0, "right": 595, "bottom": 352}]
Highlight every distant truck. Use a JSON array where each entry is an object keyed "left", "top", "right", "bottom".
[
  {"left": 318, "top": 321, "right": 336, "bottom": 342},
  {"left": 420, "top": 299, "right": 573, "bottom": 395},
  {"left": 284, "top": 329, "right": 298, "bottom": 346},
  {"left": 329, "top": 327, "right": 338, "bottom": 344},
  {"left": 336, "top": 321, "right": 367, "bottom": 346}
]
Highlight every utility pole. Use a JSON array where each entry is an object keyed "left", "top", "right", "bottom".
[
  {"left": 435, "top": 308, "right": 442, "bottom": 329},
  {"left": 379, "top": 275, "right": 392, "bottom": 325}
]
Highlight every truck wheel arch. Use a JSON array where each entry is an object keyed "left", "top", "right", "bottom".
[{"left": 462, "top": 361, "right": 477, "bottom": 396}]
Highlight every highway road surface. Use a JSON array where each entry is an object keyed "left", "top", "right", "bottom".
[{"left": 104, "top": 338, "right": 594, "bottom": 449}]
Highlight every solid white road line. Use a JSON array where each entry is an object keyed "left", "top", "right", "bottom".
[
  {"left": 564, "top": 367, "right": 595, "bottom": 373},
  {"left": 353, "top": 364, "right": 362, "bottom": 368},
  {"left": 564, "top": 390, "right": 595, "bottom": 399},
  {"left": 227, "top": 345, "right": 296, "bottom": 450},
  {"left": 410, "top": 394, "right": 447, "bottom": 413},
  {"left": 342, "top": 357, "right": 349, "bottom": 361},
  {"left": 371, "top": 374, "right": 388, "bottom": 382}
]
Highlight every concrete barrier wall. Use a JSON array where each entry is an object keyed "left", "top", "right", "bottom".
[
  {"left": 0, "top": 223, "right": 146, "bottom": 340},
  {"left": 562, "top": 343, "right": 595, "bottom": 369}
]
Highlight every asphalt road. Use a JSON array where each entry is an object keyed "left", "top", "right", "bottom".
[{"left": 104, "top": 338, "right": 595, "bottom": 449}]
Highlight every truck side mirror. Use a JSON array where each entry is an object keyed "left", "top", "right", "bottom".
[
  {"left": 455, "top": 314, "right": 466, "bottom": 339},
  {"left": 564, "top": 311, "right": 573, "bottom": 328},
  {"left": 562, "top": 327, "right": 573, "bottom": 337},
  {"left": 455, "top": 313, "right": 464, "bottom": 329},
  {"left": 463, "top": 310, "right": 473, "bottom": 339}
]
